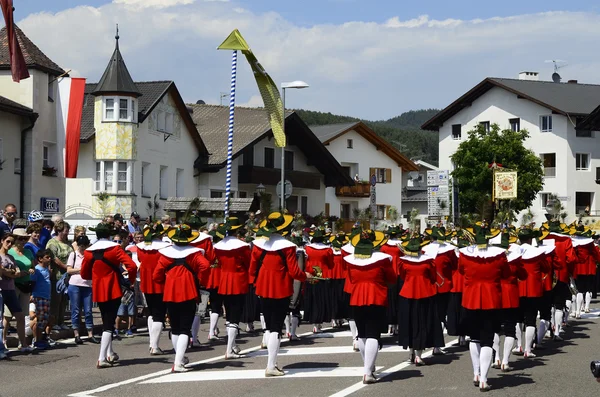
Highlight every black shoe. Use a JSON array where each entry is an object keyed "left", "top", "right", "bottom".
[
  {"left": 88, "top": 336, "right": 100, "bottom": 344},
  {"left": 75, "top": 336, "right": 83, "bottom": 345}
]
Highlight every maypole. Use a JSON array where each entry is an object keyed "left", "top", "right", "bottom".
[{"left": 223, "top": 50, "right": 237, "bottom": 221}]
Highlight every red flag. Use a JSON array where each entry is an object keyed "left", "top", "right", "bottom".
[
  {"left": 58, "top": 77, "right": 86, "bottom": 178},
  {"left": 1, "top": 0, "right": 29, "bottom": 82}
]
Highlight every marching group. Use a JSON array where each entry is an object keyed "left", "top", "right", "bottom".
[{"left": 1, "top": 202, "right": 599, "bottom": 392}]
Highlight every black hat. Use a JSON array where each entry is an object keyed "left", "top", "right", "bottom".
[
  {"left": 131, "top": 212, "right": 140, "bottom": 219},
  {"left": 113, "top": 213, "right": 124, "bottom": 222},
  {"left": 76, "top": 235, "right": 91, "bottom": 247}
]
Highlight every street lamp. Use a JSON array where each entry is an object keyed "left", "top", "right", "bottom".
[
  {"left": 280, "top": 81, "right": 309, "bottom": 211},
  {"left": 256, "top": 183, "right": 266, "bottom": 196}
]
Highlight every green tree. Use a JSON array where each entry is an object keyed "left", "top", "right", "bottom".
[{"left": 450, "top": 124, "right": 544, "bottom": 217}]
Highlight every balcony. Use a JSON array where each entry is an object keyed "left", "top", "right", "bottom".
[
  {"left": 238, "top": 165, "right": 322, "bottom": 190},
  {"left": 543, "top": 167, "right": 556, "bottom": 178},
  {"left": 336, "top": 182, "right": 371, "bottom": 197}
]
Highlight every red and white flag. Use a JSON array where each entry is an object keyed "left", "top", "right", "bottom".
[
  {"left": 0, "top": 0, "right": 29, "bottom": 82},
  {"left": 56, "top": 77, "right": 86, "bottom": 178}
]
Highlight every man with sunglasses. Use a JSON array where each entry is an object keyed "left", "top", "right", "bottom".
[{"left": 0, "top": 204, "right": 18, "bottom": 234}]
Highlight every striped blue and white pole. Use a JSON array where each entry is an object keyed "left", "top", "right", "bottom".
[{"left": 224, "top": 50, "right": 237, "bottom": 221}]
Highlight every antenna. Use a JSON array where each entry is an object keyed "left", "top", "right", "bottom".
[
  {"left": 220, "top": 92, "right": 229, "bottom": 106},
  {"left": 545, "top": 60, "right": 567, "bottom": 83}
]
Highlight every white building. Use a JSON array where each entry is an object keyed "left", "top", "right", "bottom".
[
  {"left": 310, "top": 122, "right": 418, "bottom": 230},
  {"left": 422, "top": 72, "right": 600, "bottom": 225},
  {"left": 0, "top": 26, "right": 67, "bottom": 217},
  {"left": 65, "top": 34, "right": 209, "bottom": 225},
  {"left": 402, "top": 160, "right": 439, "bottom": 227},
  {"left": 182, "top": 105, "right": 353, "bottom": 217}
]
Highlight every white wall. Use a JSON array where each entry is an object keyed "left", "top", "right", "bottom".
[
  {"left": 323, "top": 129, "right": 403, "bottom": 218},
  {"left": 0, "top": 111, "right": 26, "bottom": 208},
  {"left": 438, "top": 85, "right": 600, "bottom": 224}
]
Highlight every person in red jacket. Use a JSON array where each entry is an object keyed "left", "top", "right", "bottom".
[
  {"left": 342, "top": 229, "right": 358, "bottom": 351},
  {"left": 398, "top": 234, "right": 445, "bottom": 365},
  {"left": 329, "top": 232, "right": 350, "bottom": 328},
  {"left": 153, "top": 225, "right": 210, "bottom": 372},
  {"left": 345, "top": 229, "right": 394, "bottom": 385},
  {"left": 459, "top": 223, "right": 510, "bottom": 392},
  {"left": 539, "top": 221, "right": 577, "bottom": 340},
  {"left": 137, "top": 221, "right": 171, "bottom": 355},
  {"left": 379, "top": 225, "right": 405, "bottom": 335},
  {"left": 213, "top": 218, "right": 251, "bottom": 359},
  {"left": 423, "top": 225, "right": 456, "bottom": 354},
  {"left": 446, "top": 228, "right": 471, "bottom": 346},
  {"left": 572, "top": 227, "right": 600, "bottom": 316},
  {"left": 81, "top": 223, "right": 137, "bottom": 369},
  {"left": 250, "top": 212, "right": 311, "bottom": 377},
  {"left": 304, "top": 227, "right": 334, "bottom": 333}
]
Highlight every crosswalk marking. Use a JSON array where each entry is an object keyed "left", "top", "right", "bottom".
[
  {"left": 142, "top": 366, "right": 385, "bottom": 384},
  {"left": 247, "top": 345, "right": 410, "bottom": 357}
]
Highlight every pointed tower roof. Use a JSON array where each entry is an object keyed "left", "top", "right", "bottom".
[
  {"left": 0, "top": 25, "right": 66, "bottom": 76},
  {"left": 92, "top": 27, "right": 141, "bottom": 97}
]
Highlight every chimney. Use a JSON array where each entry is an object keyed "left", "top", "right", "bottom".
[
  {"left": 567, "top": 80, "right": 578, "bottom": 84},
  {"left": 518, "top": 71, "right": 539, "bottom": 81}
]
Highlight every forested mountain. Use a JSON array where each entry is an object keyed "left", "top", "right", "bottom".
[{"left": 295, "top": 108, "right": 440, "bottom": 166}]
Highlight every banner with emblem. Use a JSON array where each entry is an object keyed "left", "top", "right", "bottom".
[{"left": 494, "top": 171, "right": 518, "bottom": 199}]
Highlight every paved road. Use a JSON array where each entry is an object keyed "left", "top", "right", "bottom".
[{"left": 1, "top": 304, "right": 599, "bottom": 397}]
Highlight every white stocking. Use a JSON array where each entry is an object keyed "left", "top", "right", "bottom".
[
  {"left": 515, "top": 323, "right": 523, "bottom": 348},
  {"left": 524, "top": 327, "right": 535, "bottom": 354},
  {"left": 99, "top": 331, "right": 111, "bottom": 361},
  {"left": 151, "top": 321, "right": 163, "bottom": 349},
  {"left": 479, "top": 346, "right": 493, "bottom": 384},
  {"left": 226, "top": 323, "right": 238, "bottom": 354},
  {"left": 538, "top": 319, "right": 548, "bottom": 345},
  {"left": 566, "top": 299, "right": 573, "bottom": 314},
  {"left": 107, "top": 336, "right": 114, "bottom": 356},
  {"left": 290, "top": 316, "right": 299, "bottom": 336},
  {"left": 349, "top": 320, "right": 358, "bottom": 339},
  {"left": 364, "top": 338, "right": 378, "bottom": 375},
  {"left": 260, "top": 313, "right": 266, "bottom": 330},
  {"left": 209, "top": 312, "right": 219, "bottom": 337},
  {"left": 502, "top": 337, "right": 515, "bottom": 365},
  {"left": 171, "top": 333, "right": 179, "bottom": 351},
  {"left": 492, "top": 333, "right": 500, "bottom": 362},
  {"left": 284, "top": 315, "right": 291, "bottom": 336},
  {"left": 469, "top": 341, "right": 481, "bottom": 377},
  {"left": 147, "top": 315, "right": 154, "bottom": 347},
  {"left": 266, "top": 332, "right": 280, "bottom": 370},
  {"left": 576, "top": 293, "right": 584, "bottom": 314},
  {"left": 555, "top": 310, "right": 564, "bottom": 335},
  {"left": 191, "top": 315, "right": 201, "bottom": 343},
  {"left": 585, "top": 292, "right": 592, "bottom": 311},
  {"left": 357, "top": 338, "right": 366, "bottom": 362},
  {"left": 262, "top": 330, "right": 270, "bottom": 347},
  {"left": 174, "top": 335, "right": 189, "bottom": 366}
]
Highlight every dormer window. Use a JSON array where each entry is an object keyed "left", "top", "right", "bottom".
[{"left": 103, "top": 96, "right": 137, "bottom": 122}]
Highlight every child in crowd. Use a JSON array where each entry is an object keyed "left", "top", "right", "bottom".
[
  {"left": 114, "top": 231, "right": 136, "bottom": 337},
  {"left": 25, "top": 298, "right": 36, "bottom": 340},
  {"left": 30, "top": 250, "right": 53, "bottom": 350}
]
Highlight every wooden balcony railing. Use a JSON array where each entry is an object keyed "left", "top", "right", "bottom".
[{"left": 335, "top": 182, "right": 370, "bottom": 197}]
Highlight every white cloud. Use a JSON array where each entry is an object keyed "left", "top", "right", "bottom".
[
  {"left": 17, "top": 5, "right": 600, "bottom": 120},
  {"left": 238, "top": 95, "right": 264, "bottom": 108}
]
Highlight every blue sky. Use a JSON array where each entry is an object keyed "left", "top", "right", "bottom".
[{"left": 10, "top": 1, "right": 600, "bottom": 120}]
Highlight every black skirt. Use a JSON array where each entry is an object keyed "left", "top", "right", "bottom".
[
  {"left": 463, "top": 309, "right": 502, "bottom": 347},
  {"left": 304, "top": 281, "right": 331, "bottom": 323},
  {"left": 241, "top": 284, "right": 261, "bottom": 323},
  {"left": 386, "top": 276, "right": 403, "bottom": 325},
  {"left": 576, "top": 275, "right": 595, "bottom": 294},
  {"left": 446, "top": 292, "right": 467, "bottom": 336},
  {"left": 398, "top": 295, "right": 445, "bottom": 350},
  {"left": 329, "top": 279, "right": 348, "bottom": 319},
  {"left": 435, "top": 292, "right": 450, "bottom": 324}
]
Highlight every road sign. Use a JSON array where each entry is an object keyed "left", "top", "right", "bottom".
[
  {"left": 276, "top": 180, "right": 293, "bottom": 199},
  {"left": 370, "top": 184, "right": 376, "bottom": 229},
  {"left": 370, "top": 174, "right": 377, "bottom": 186},
  {"left": 40, "top": 197, "right": 60, "bottom": 213},
  {"left": 427, "top": 170, "right": 450, "bottom": 217},
  {"left": 427, "top": 170, "right": 449, "bottom": 186}
]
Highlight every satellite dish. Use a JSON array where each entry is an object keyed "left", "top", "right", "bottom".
[
  {"left": 552, "top": 72, "right": 561, "bottom": 83},
  {"left": 196, "top": 100, "right": 206, "bottom": 105},
  {"left": 409, "top": 171, "right": 420, "bottom": 180}
]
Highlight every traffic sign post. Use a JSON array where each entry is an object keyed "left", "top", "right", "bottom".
[
  {"left": 427, "top": 170, "right": 450, "bottom": 218},
  {"left": 276, "top": 180, "right": 293, "bottom": 200}
]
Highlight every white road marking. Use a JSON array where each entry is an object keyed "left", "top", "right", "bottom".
[
  {"left": 247, "top": 345, "right": 410, "bottom": 357},
  {"left": 328, "top": 338, "right": 459, "bottom": 397},
  {"left": 142, "top": 366, "right": 384, "bottom": 384}
]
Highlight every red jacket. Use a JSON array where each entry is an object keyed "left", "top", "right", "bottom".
[
  {"left": 451, "top": 250, "right": 464, "bottom": 293},
  {"left": 305, "top": 244, "right": 334, "bottom": 278},
  {"left": 330, "top": 250, "right": 346, "bottom": 279},
  {"left": 137, "top": 241, "right": 171, "bottom": 294},
  {"left": 81, "top": 241, "right": 137, "bottom": 303},
  {"left": 398, "top": 256, "right": 438, "bottom": 299},
  {"left": 458, "top": 247, "right": 510, "bottom": 310},
  {"left": 542, "top": 246, "right": 555, "bottom": 292},
  {"left": 500, "top": 249, "right": 527, "bottom": 308},
  {"left": 153, "top": 246, "right": 210, "bottom": 302},
  {"left": 214, "top": 237, "right": 251, "bottom": 295},
  {"left": 518, "top": 244, "right": 550, "bottom": 298},
  {"left": 423, "top": 243, "right": 456, "bottom": 294},
  {"left": 379, "top": 241, "right": 404, "bottom": 275},
  {"left": 249, "top": 236, "right": 307, "bottom": 299},
  {"left": 345, "top": 252, "right": 395, "bottom": 306},
  {"left": 575, "top": 241, "right": 600, "bottom": 277},
  {"left": 341, "top": 244, "right": 354, "bottom": 293},
  {"left": 191, "top": 234, "right": 218, "bottom": 288},
  {"left": 544, "top": 234, "right": 577, "bottom": 283}
]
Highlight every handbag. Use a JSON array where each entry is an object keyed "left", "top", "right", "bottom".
[{"left": 56, "top": 272, "right": 70, "bottom": 295}]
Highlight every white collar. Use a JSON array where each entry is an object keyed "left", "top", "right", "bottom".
[
  {"left": 191, "top": 232, "right": 212, "bottom": 244},
  {"left": 519, "top": 243, "right": 546, "bottom": 260},
  {"left": 252, "top": 234, "right": 297, "bottom": 252},
  {"left": 344, "top": 252, "right": 392, "bottom": 266},
  {"left": 506, "top": 246, "right": 522, "bottom": 262},
  {"left": 306, "top": 243, "right": 330, "bottom": 250},
  {"left": 422, "top": 242, "right": 455, "bottom": 258},
  {"left": 459, "top": 245, "right": 507, "bottom": 259},
  {"left": 159, "top": 245, "right": 204, "bottom": 259},
  {"left": 341, "top": 243, "right": 354, "bottom": 254},
  {"left": 87, "top": 240, "right": 118, "bottom": 251},
  {"left": 137, "top": 241, "right": 171, "bottom": 251},
  {"left": 385, "top": 239, "right": 402, "bottom": 246},
  {"left": 400, "top": 253, "right": 434, "bottom": 262},
  {"left": 214, "top": 236, "right": 250, "bottom": 251},
  {"left": 571, "top": 236, "right": 594, "bottom": 247}
]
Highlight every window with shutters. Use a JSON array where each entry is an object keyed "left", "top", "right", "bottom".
[
  {"left": 325, "top": 203, "right": 330, "bottom": 217},
  {"left": 369, "top": 167, "right": 392, "bottom": 184}
]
